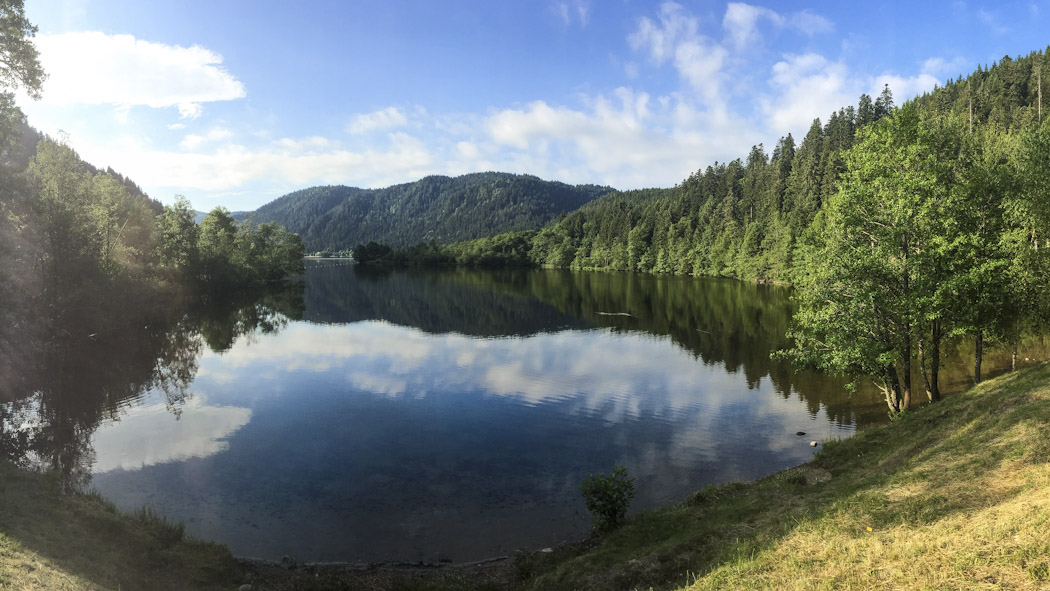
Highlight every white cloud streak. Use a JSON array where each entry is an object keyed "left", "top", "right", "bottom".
[
  {"left": 723, "top": 3, "right": 832, "bottom": 49},
  {"left": 629, "top": 2, "right": 729, "bottom": 109},
  {"left": 33, "top": 31, "right": 245, "bottom": 119},
  {"left": 553, "top": 0, "right": 590, "bottom": 26},
  {"left": 977, "top": 9, "right": 1009, "bottom": 34},
  {"left": 78, "top": 131, "right": 434, "bottom": 196},
  {"left": 347, "top": 106, "right": 410, "bottom": 134},
  {"left": 180, "top": 127, "right": 233, "bottom": 150},
  {"left": 629, "top": 2, "right": 697, "bottom": 64},
  {"left": 723, "top": 3, "right": 783, "bottom": 48},
  {"left": 789, "top": 10, "right": 833, "bottom": 36}
]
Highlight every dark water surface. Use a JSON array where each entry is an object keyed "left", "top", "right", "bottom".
[{"left": 5, "top": 264, "right": 1039, "bottom": 563}]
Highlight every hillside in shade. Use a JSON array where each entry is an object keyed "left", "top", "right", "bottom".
[{"left": 245, "top": 172, "right": 614, "bottom": 251}]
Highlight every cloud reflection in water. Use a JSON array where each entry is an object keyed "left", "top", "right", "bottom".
[
  {"left": 196, "top": 320, "right": 808, "bottom": 424},
  {"left": 91, "top": 396, "right": 251, "bottom": 473},
  {"left": 92, "top": 318, "right": 854, "bottom": 563}
]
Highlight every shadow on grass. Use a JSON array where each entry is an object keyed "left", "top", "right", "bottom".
[{"left": 0, "top": 462, "right": 244, "bottom": 591}]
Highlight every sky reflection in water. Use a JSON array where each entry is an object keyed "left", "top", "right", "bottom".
[{"left": 89, "top": 325, "right": 855, "bottom": 561}]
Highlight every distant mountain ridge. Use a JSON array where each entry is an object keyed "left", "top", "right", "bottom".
[{"left": 244, "top": 172, "right": 615, "bottom": 251}]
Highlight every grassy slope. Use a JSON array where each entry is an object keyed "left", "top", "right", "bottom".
[
  {"left": 521, "top": 362, "right": 1050, "bottom": 591},
  {"left": 2, "top": 362, "right": 1049, "bottom": 590},
  {"left": 0, "top": 464, "right": 244, "bottom": 590}
]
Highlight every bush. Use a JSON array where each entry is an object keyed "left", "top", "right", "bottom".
[{"left": 580, "top": 465, "right": 637, "bottom": 534}]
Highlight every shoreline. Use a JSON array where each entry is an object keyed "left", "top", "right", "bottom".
[
  {"left": 234, "top": 552, "right": 514, "bottom": 571},
  {"left": 4, "top": 362, "right": 1048, "bottom": 589}
]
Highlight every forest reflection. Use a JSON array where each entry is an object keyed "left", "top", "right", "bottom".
[
  {"left": 4, "top": 264, "right": 1043, "bottom": 498},
  {"left": 304, "top": 264, "right": 886, "bottom": 426},
  {"left": 305, "top": 264, "right": 1046, "bottom": 427},
  {"left": 0, "top": 280, "right": 305, "bottom": 490}
]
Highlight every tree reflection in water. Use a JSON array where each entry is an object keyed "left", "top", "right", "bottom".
[
  {"left": 0, "top": 280, "right": 305, "bottom": 491},
  {"left": 3, "top": 264, "right": 1044, "bottom": 504}
]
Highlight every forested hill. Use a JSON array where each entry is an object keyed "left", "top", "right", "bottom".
[
  {"left": 526, "top": 49, "right": 1050, "bottom": 282},
  {"left": 246, "top": 172, "right": 614, "bottom": 252},
  {"left": 12, "top": 123, "right": 163, "bottom": 215}
]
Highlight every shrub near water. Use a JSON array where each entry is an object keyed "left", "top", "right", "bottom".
[{"left": 580, "top": 465, "right": 637, "bottom": 534}]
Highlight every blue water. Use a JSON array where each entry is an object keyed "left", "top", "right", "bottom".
[{"left": 85, "top": 266, "right": 882, "bottom": 563}]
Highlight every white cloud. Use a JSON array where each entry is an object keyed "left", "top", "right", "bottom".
[
  {"left": 629, "top": 2, "right": 699, "bottom": 65},
  {"left": 576, "top": 1, "right": 590, "bottom": 26},
  {"left": 483, "top": 87, "right": 756, "bottom": 189},
  {"left": 456, "top": 141, "right": 480, "bottom": 159},
  {"left": 723, "top": 3, "right": 832, "bottom": 49},
  {"left": 274, "top": 136, "right": 335, "bottom": 151},
  {"left": 177, "top": 103, "right": 204, "bottom": 120},
  {"left": 723, "top": 3, "right": 784, "bottom": 48},
  {"left": 557, "top": 2, "right": 570, "bottom": 25},
  {"left": 763, "top": 53, "right": 856, "bottom": 136},
  {"left": 674, "top": 39, "right": 729, "bottom": 101},
  {"left": 180, "top": 134, "right": 206, "bottom": 150},
  {"left": 761, "top": 52, "right": 943, "bottom": 138},
  {"left": 347, "top": 106, "right": 409, "bottom": 134},
  {"left": 629, "top": 2, "right": 727, "bottom": 103},
  {"left": 33, "top": 31, "right": 245, "bottom": 118},
  {"left": 920, "top": 56, "right": 969, "bottom": 79},
  {"left": 977, "top": 9, "right": 1008, "bottom": 34},
  {"left": 180, "top": 127, "right": 233, "bottom": 150},
  {"left": 871, "top": 72, "right": 940, "bottom": 104},
  {"left": 789, "top": 10, "right": 833, "bottom": 36},
  {"left": 77, "top": 130, "right": 434, "bottom": 196},
  {"left": 553, "top": 1, "right": 590, "bottom": 26}
]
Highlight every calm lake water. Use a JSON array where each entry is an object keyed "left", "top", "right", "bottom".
[{"left": 5, "top": 264, "right": 1037, "bottom": 563}]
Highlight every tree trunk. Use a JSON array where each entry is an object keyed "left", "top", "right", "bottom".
[
  {"left": 929, "top": 320, "right": 941, "bottom": 402},
  {"left": 884, "top": 366, "right": 903, "bottom": 412},
  {"left": 968, "top": 79, "right": 973, "bottom": 133},
  {"left": 902, "top": 344, "right": 912, "bottom": 410},
  {"left": 920, "top": 322, "right": 943, "bottom": 402},
  {"left": 919, "top": 339, "right": 932, "bottom": 398},
  {"left": 974, "top": 330, "right": 984, "bottom": 384},
  {"left": 900, "top": 234, "right": 911, "bottom": 410}
]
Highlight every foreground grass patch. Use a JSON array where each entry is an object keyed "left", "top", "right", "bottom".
[
  {"left": 0, "top": 463, "right": 244, "bottom": 591},
  {"left": 520, "top": 363, "right": 1050, "bottom": 591}
]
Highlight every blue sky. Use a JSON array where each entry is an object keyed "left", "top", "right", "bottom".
[{"left": 18, "top": 0, "right": 1050, "bottom": 211}]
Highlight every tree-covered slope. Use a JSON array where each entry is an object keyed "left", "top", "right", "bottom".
[
  {"left": 247, "top": 172, "right": 614, "bottom": 251},
  {"left": 528, "top": 49, "right": 1050, "bottom": 284}
]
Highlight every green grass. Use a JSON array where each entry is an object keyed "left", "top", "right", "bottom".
[
  {"left": 4, "top": 362, "right": 1050, "bottom": 590},
  {"left": 0, "top": 463, "right": 244, "bottom": 590},
  {"left": 518, "top": 362, "right": 1050, "bottom": 590}
]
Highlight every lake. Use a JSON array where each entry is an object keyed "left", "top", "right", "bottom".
[{"left": 4, "top": 264, "right": 1031, "bottom": 564}]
